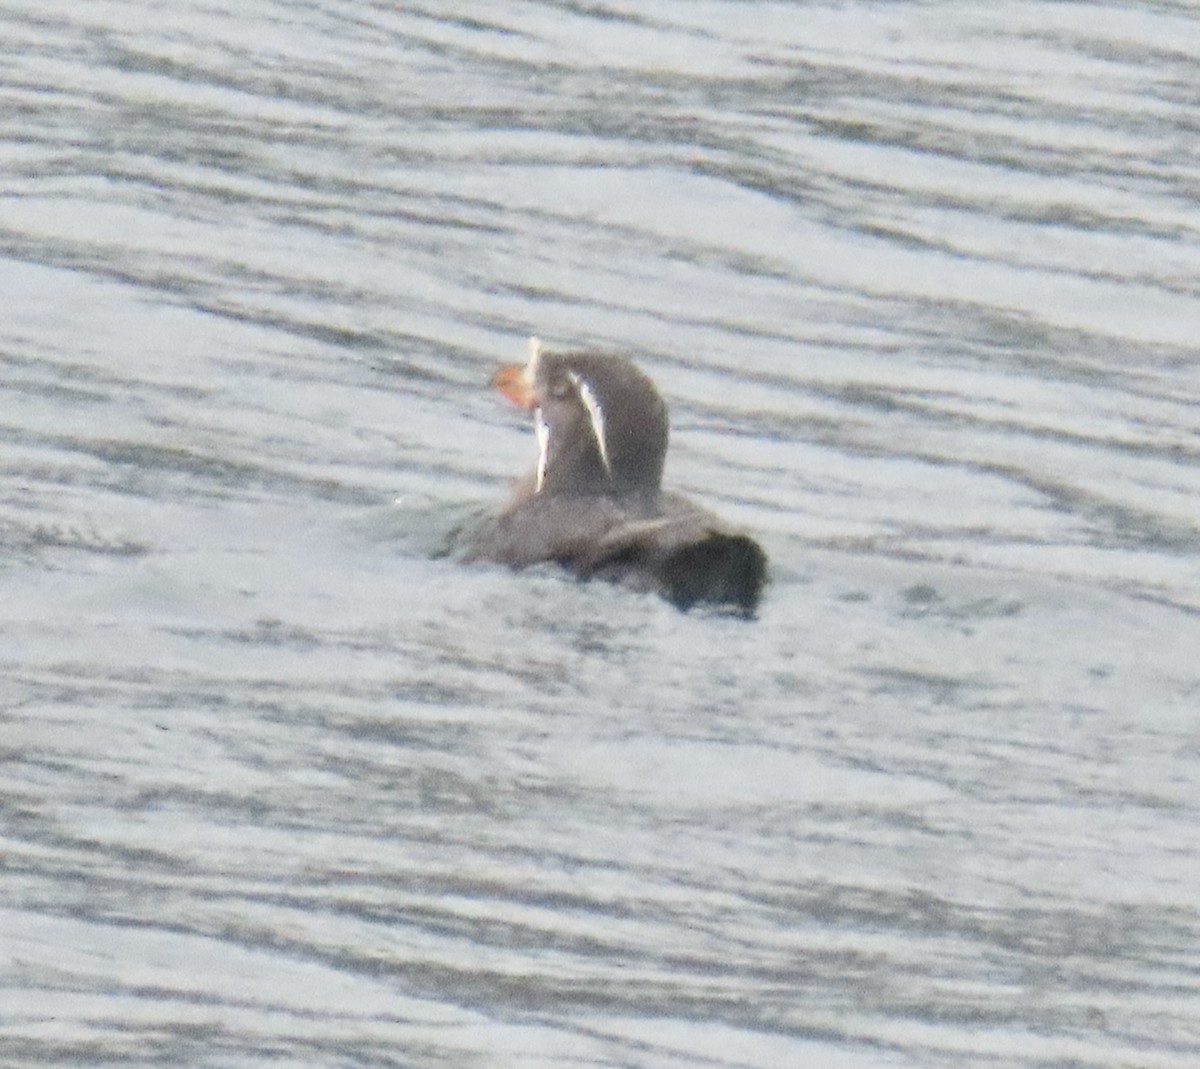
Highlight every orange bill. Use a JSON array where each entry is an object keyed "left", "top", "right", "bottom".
[{"left": 490, "top": 363, "right": 537, "bottom": 410}]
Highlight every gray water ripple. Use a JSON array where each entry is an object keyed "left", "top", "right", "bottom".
[{"left": 4, "top": 1, "right": 1200, "bottom": 1067}]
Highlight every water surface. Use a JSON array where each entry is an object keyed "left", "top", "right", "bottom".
[{"left": 3, "top": 2, "right": 1199, "bottom": 1066}]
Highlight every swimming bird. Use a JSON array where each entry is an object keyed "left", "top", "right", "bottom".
[{"left": 463, "top": 338, "right": 767, "bottom": 615}]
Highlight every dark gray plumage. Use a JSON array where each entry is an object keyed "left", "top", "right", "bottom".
[{"left": 463, "top": 341, "right": 766, "bottom": 615}]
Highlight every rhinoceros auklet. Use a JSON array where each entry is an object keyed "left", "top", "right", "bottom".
[{"left": 463, "top": 338, "right": 767, "bottom": 615}]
